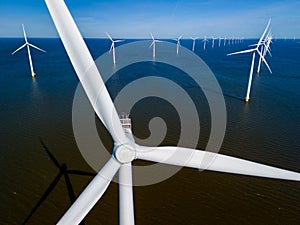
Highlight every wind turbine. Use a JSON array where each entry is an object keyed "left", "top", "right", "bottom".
[
  {"left": 257, "top": 33, "right": 272, "bottom": 74},
  {"left": 211, "top": 36, "right": 216, "bottom": 48},
  {"left": 191, "top": 36, "right": 199, "bottom": 52},
  {"left": 22, "top": 137, "right": 96, "bottom": 225},
  {"left": 174, "top": 35, "right": 182, "bottom": 55},
  {"left": 227, "top": 19, "right": 272, "bottom": 103},
  {"left": 12, "top": 24, "right": 46, "bottom": 78},
  {"left": 202, "top": 36, "right": 209, "bottom": 50},
  {"left": 105, "top": 32, "right": 124, "bottom": 64},
  {"left": 149, "top": 33, "right": 161, "bottom": 60},
  {"left": 44, "top": 2, "right": 300, "bottom": 224},
  {"left": 218, "top": 37, "right": 223, "bottom": 47}
]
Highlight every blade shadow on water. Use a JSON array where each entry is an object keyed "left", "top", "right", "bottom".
[{"left": 22, "top": 137, "right": 96, "bottom": 225}]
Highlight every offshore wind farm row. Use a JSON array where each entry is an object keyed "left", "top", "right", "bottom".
[{"left": 12, "top": 21, "right": 271, "bottom": 103}]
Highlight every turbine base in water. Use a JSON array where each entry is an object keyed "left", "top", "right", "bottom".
[
  {"left": 31, "top": 73, "right": 36, "bottom": 78},
  {"left": 245, "top": 98, "right": 250, "bottom": 103}
]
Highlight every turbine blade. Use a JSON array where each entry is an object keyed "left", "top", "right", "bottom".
[
  {"left": 105, "top": 32, "right": 113, "bottom": 41},
  {"left": 11, "top": 43, "right": 27, "bottom": 55},
  {"left": 38, "top": 137, "right": 61, "bottom": 169},
  {"left": 136, "top": 146, "right": 300, "bottom": 182},
  {"left": 227, "top": 48, "right": 255, "bottom": 56},
  {"left": 257, "top": 50, "right": 272, "bottom": 74},
  {"left": 45, "top": 0, "right": 128, "bottom": 144},
  {"left": 248, "top": 43, "right": 260, "bottom": 47},
  {"left": 28, "top": 43, "right": 47, "bottom": 53},
  {"left": 22, "top": 172, "right": 63, "bottom": 225},
  {"left": 150, "top": 33, "right": 154, "bottom": 40},
  {"left": 266, "top": 48, "right": 272, "bottom": 57},
  {"left": 258, "top": 18, "right": 271, "bottom": 45},
  {"left": 22, "top": 24, "right": 28, "bottom": 43},
  {"left": 119, "top": 163, "right": 135, "bottom": 225},
  {"left": 57, "top": 157, "right": 121, "bottom": 225},
  {"left": 149, "top": 41, "right": 154, "bottom": 48},
  {"left": 109, "top": 43, "right": 114, "bottom": 53},
  {"left": 67, "top": 170, "right": 96, "bottom": 177},
  {"left": 114, "top": 40, "right": 124, "bottom": 43}
]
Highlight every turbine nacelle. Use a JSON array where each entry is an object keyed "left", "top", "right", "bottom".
[{"left": 113, "top": 143, "right": 136, "bottom": 164}]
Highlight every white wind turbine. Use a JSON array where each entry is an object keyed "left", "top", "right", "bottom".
[
  {"left": 12, "top": 24, "right": 46, "bottom": 78},
  {"left": 227, "top": 19, "right": 272, "bottom": 103},
  {"left": 218, "top": 37, "right": 223, "bottom": 47},
  {"left": 149, "top": 33, "right": 161, "bottom": 60},
  {"left": 211, "top": 36, "right": 217, "bottom": 48},
  {"left": 227, "top": 37, "right": 231, "bottom": 45},
  {"left": 174, "top": 35, "right": 182, "bottom": 55},
  {"left": 44, "top": 2, "right": 300, "bottom": 224},
  {"left": 202, "top": 36, "right": 209, "bottom": 50},
  {"left": 257, "top": 33, "right": 272, "bottom": 74},
  {"left": 191, "top": 36, "right": 199, "bottom": 52},
  {"left": 106, "top": 32, "right": 124, "bottom": 64}
]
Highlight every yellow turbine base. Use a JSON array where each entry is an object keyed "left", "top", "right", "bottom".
[
  {"left": 245, "top": 98, "right": 250, "bottom": 103},
  {"left": 31, "top": 73, "right": 36, "bottom": 78}
]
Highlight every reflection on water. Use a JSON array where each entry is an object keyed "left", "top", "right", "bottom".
[{"left": 0, "top": 38, "right": 300, "bottom": 225}]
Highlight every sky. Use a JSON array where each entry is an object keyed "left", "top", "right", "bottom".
[{"left": 0, "top": 0, "right": 300, "bottom": 38}]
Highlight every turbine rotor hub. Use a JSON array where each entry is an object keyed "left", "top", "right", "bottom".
[{"left": 113, "top": 143, "right": 136, "bottom": 164}]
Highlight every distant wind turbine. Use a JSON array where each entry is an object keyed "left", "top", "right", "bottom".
[
  {"left": 12, "top": 24, "right": 46, "bottom": 78},
  {"left": 149, "top": 33, "right": 161, "bottom": 60},
  {"left": 218, "top": 37, "right": 223, "bottom": 47},
  {"left": 211, "top": 36, "right": 217, "bottom": 48},
  {"left": 174, "top": 35, "right": 182, "bottom": 55},
  {"left": 202, "top": 36, "right": 209, "bottom": 51},
  {"left": 228, "top": 37, "right": 231, "bottom": 46},
  {"left": 191, "top": 36, "right": 199, "bottom": 52},
  {"left": 106, "top": 32, "right": 124, "bottom": 64},
  {"left": 227, "top": 19, "right": 272, "bottom": 103}
]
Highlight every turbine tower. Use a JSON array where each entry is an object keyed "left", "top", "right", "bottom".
[
  {"left": 106, "top": 32, "right": 124, "bottom": 64},
  {"left": 228, "top": 19, "right": 272, "bottom": 103},
  {"left": 191, "top": 36, "right": 199, "bottom": 52},
  {"left": 12, "top": 24, "right": 46, "bottom": 78},
  {"left": 44, "top": 2, "right": 300, "bottom": 224},
  {"left": 149, "top": 33, "right": 161, "bottom": 60}
]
